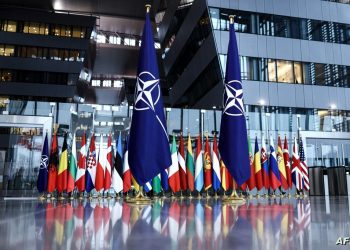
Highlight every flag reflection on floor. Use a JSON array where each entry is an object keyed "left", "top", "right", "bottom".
[{"left": 34, "top": 198, "right": 312, "bottom": 250}]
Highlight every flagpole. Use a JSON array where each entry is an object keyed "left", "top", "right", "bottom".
[
  {"left": 221, "top": 14, "right": 245, "bottom": 205},
  {"left": 124, "top": 4, "right": 155, "bottom": 205}
]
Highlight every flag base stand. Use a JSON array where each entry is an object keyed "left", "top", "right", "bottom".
[
  {"left": 125, "top": 187, "right": 153, "bottom": 205},
  {"left": 79, "top": 193, "right": 84, "bottom": 200},
  {"left": 38, "top": 194, "right": 46, "bottom": 200},
  {"left": 195, "top": 192, "right": 202, "bottom": 199},
  {"left": 59, "top": 194, "right": 65, "bottom": 200},
  {"left": 222, "top": 190, "right": 245, "bottom": 205}
]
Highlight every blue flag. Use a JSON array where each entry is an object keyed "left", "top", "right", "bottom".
[
  {"left": 128, "top": 9, "right": 171, "bottom": 186},
  {"left": 161, "top": 169, "right": 169, "bottom": 191},
  {"left": 218, "top": 19, "right": 250, "bottom": 186},
  {"left": 37, "top": 133, "right": 49, "bottom": 193}
]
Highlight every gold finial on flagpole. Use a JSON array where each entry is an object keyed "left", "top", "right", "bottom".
[
  {"left": 145, "top": 4, "right": 151, "bottom": 13},
  {"left": 229, "top": 15, "right": 236, "bottom": 24}
]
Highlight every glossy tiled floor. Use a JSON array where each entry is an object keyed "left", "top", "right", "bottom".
[{"left": 0, "top": 196, "right": 349, "bottom": 250}]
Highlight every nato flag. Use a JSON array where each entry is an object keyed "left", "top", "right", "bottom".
[
  {"left": 128, "top": 8, "right": 172, "bottom": 186},
  {"left": 37, "top": 133, "right": 49, "bottom": 193},
  {"left": 218, "top": 17, "right": 250, "bottom": 186}
]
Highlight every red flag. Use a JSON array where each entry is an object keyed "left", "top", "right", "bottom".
[
  {"left": 283, "top": 136, "right": 292, "bottom": 189},
  {"left": 104, "top": 134, "right": 112, "bottom": 190},
  {"left": 75, "top": 132, "right": 86, "bottom": 192},
  {"left": 177, "top": 134, "right": 187, "bottom": 191},
  {"left": 204, "top": 135, "right": 212, "bottom": 191},
  {"left": 95, "top": 135, "right": 105, "bottom": 192},
  {"left": 47, "top": 133, "right": 58, "bottom": 193}
]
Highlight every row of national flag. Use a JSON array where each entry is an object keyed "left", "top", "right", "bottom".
[
  {"left": 37, "top": 131, "right": 309, "bottom": 195},
  {"left": 37, "top": 132, "right": 132, "bottom": 195},
  {"left": 242, "top": 135, "right": 309, "bottom": 194}
]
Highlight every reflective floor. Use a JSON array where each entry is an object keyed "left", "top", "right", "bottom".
[{"left": 0, "top": 196, "right": 349, "bottom": 250}]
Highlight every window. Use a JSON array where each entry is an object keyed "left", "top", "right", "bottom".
[
  {"left": 28, "top": 22, "right": 40, "bottom": 34},
  {"left": 277, "top": 60, "right": 293, "bottom": 83},
  {"left": 114, "top": 79, "right": 124, "bottom": 87},
  {"left": 294, "top": 62, "right": 303, "bottom": 84},
  {"left": 268, "top": 59, "right": 277, "bottom": 82},
  {"left": 0, "top": 70, "right": 12, "bottom": 81},
  {"left": 0, "top": 45, "right": 14, "bottom": 56},
  {"left": 102, "top": 80, "right": 112, "bottom": 87},
  {"left": 97, "top": 34, "right": 106, "bottom": 43},
  {"left": 91, "top": 79, "right": 100, "bottom": 86},
  {"left": 2, "top": 20, "right": 17, "bottom": 32},
  {"left": 50, "top": 49, "right": 59, "bottom": 60},
  {"left": 27, "top": 47, "right": 38, "bottom": 58}
]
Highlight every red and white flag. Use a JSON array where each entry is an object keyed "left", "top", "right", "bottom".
[
  {"left": 104, "top": 134, "right": 112, "bottom": 191},
  {"left": 75, "top": 132, "right": 86, "bottom": 192},
  {"left": 95, "top": 135, "right": 105, "bottom": 192}
]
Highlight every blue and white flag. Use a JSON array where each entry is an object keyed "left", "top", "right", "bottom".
[
  {"left": 37, "top": 133, "right": 49, "bottom": 193},
  {"left": 144, "top": 181, "right": 153, "bottom": 193},
  {"left": 218, "top": 17, "right": 250, "bottom": 186},
  {"left": 128, "top": 8, "right": 171, "bottom": 186}
]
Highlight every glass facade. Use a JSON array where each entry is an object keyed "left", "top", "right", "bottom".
[
  {"left": 0, "top": 19, "right": 90, "bottom": 39},
  {"left": 0, "top": 100, "right": 348, "bottom": 170},
  {"left": 0, "top": 69, "right": 77, "bottom": 85},
  {"left": 0, "top": 44, "right": 84, "bottom": 62},
  {"left": 220, "top": 54, "right": 350, "bottom": 87},
  {"left": 209, "top": 8, "right": 350, "bottom": 45}
]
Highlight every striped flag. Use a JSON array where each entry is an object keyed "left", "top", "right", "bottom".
[
  {"left": 283, "top": 136, "right": 293, "bottom": 189},
  {"left": 104, "top": 134, "right": 112, "bottom": 191},
  {"left": 168, "top": 135, "right": 181, "bottom": 193},
  {"left": 67, "top": 133, "right": 77, "bottom": 193},
  {"left": 247, "top": 136, "right": 256, "bottom": 191},
  {"left": 186, "top": 134, "right": 195, "bottom": 191},
  {"left": 299, "top": 138, "right": 310, "bottom": 191},
  {"left": 292, "top": 138, "right": 303, "bottom": 191},
  {"left": 254, "top": 137, "right": 263, "bottom": 191},
  {"left": 212, "top": 134, "right": 221, "bottom": 192},
  {"left": 261, "top": 134, "right": 269, "bottom": 189},
  {"left": 47, "top": 133, "right": 58, "bottom": 193},
  {"left": 75, "top": 132, "right": 86, "bottom": 192},
  {"left": 123, "top": 137, "right": 132, "bottom": 193},
  {"left": 277, "top": 136, "right": 288, "bottom": 190},
  {"left": 57, "top": 133, "right": 68, "bottom": 193},
  {"left": 194, "top": 135, "right": 204, "bottom": 192},
  {"left": 269, "top": 136, "right": 281, "bottom": 191},
  {"left": 152, "top": 174, "right": 162, "bottom": 194},
  {"left": 95, "top": 135, "right": 105, "bottom": 192},
  {"left": 144, "top": 181, "right": 152, "bottom": 193},
  {"left": 112, "top": 132, "right": 123, "bottom": 193},
  {"left": 86, "top": 133, "right": 97, "bottom": 193},
  {"left": 177, "top": 134, "right": 187, "bottom": 191},
  {"left": 220, "top": 160, "right": 231, "bottom": 191},
  {"left": 204, "top": 134, "right": 212, "bottom": 191}
]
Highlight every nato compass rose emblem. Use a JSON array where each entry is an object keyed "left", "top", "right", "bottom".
[
  {"left": 134, "top": 71, "right": 160, "bottom": 111},
  {"left": 223, "top": 80, "right": 245, "bottom": 116},
  {"left": 40, "top": 155, "right": 48, "bottom": 170}
]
